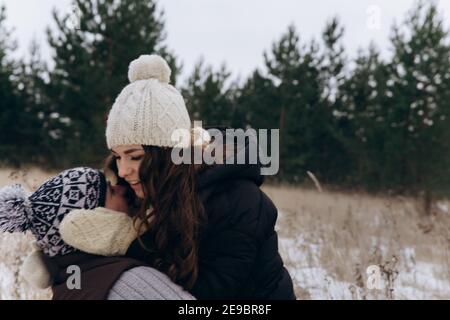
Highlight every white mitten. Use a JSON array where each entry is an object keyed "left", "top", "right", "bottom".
[
  {"left": 59, "top": 207, "right": 148, "bottom": 256},
  {"left": 20, "top": 248, "right": 55, "bottom": 289}
]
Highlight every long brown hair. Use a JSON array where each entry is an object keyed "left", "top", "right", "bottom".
[{"left": 105, "top": 146, "right": 207, "bottom": 289}]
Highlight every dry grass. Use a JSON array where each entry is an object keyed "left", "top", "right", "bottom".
[
  {"left": 1, "top": 168, "right": 449, "bottom": 299},
  {"left": 262, "top": 185, "right": 450, "bottom": 299},
  {"left": 0, "top": 167, "right": 56, "bottom": 300}
]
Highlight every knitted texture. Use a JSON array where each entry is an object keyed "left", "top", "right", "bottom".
[
  {"left": 107, "top": 266, "right": 196, "bottom": 300},
  {"left": 0, "top": 167, "right": 106, "bottom": 257},
  {"left": 106, "top": 54, "right": 191, "bottom": 149},
  {"left": 60, "top": 207, "right": 144, "bottom": 257}
]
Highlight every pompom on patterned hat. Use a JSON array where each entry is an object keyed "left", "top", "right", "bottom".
[{"left": 0, "top": 167, "right": 106, "bottom": 257}]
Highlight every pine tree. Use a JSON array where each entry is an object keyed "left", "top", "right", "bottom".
[
  {"left": 262, "top": 23, "right": 352, "bottom": 183},
  {"left": 182, "top": 58, "right": 239, "bottom": 128},
  {"left": 15, "top": 40, "right": 56, "bottom": 166},
  {"left": 238, "top": 69, "right": 278, "bottom": 130},
  {"left": 0, "top": 6, "right": 28, "bottom": 166},
  {"left": 339, "top": 44, "right": 390, "bottom": 189},
  {"left": 46, "top": 0, "right": 179, "bottom": 166},
  {"left": 386, "top": 1, "right": 450, "bottom": 197},
  {"left": 262, "top": 24, "right": 303, "bottom": 180},
  {"left": 313, "top": 18, "right": 353, "bottom": 184},
  {"left": 321, "top": 17, "right": 346, "bottom": 108}
]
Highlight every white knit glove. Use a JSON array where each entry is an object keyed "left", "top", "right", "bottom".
[
  {"left": 59, "top": 207, "right": 148, "bottom": 257},
  {"left": 20, "top": 246, "right": 56, "bottom": 289}
]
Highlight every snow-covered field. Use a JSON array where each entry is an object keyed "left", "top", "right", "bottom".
[
  {"left": 266, "top": 186, "right": 450, "bottom": 300},
  {"left": 1, "top": 168, "right": 450, "bottom": 299},
  {"left": 278, "top": 234, "right": 450, "bottom": 299}
]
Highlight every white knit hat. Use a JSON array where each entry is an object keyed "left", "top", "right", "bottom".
[{"left": 106, "top": 54, "right": 191, "bottom": 149}]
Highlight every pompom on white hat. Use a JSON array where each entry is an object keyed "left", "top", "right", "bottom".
[{"left": 106, "top": 54, "right": 191, "bottom": 149}]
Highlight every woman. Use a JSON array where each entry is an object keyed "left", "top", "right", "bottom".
[
  {"left": 0, "top": 167, "right": 194, "bottom": 300},
  {"left": 103, "top": 54, "right": 296, "bottom": 299}
]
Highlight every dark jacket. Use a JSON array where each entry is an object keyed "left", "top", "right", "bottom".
[
  {"left": 51, "top": 253, "right": 147, "bottom": 300},
  {"left": 127, "top": 129, "right": 296, "bottom": 300}
]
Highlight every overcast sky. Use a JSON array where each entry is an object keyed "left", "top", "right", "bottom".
[{"left": 2, "top": 0, "right": 450, "bottom": 81}]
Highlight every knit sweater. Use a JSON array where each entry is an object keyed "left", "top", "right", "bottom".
[{"left": 107, "top": 266, "right": 195, "bottom": 300}]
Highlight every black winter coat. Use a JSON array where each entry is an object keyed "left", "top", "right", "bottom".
[{"left": 127, "top": 130, "right": 296, "bottom": 300}]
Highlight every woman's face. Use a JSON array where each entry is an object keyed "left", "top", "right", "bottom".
[{"left": 111, "top": 144, "right": 145, "bottom": 199}]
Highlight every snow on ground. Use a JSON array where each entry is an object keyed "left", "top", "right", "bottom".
[
  {"left": 1, "top": 235, "right": 449, "bottom": 300},
  {"left": 278, "top": 229, "right": 450, "bottom": 300}
]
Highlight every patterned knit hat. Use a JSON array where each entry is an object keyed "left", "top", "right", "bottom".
[
  {"left": 0, "top": 167, "right": 106, "bottom": 257},
  {"left": 105, "top": 54, "right": 191, "bottom": 149}
]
